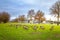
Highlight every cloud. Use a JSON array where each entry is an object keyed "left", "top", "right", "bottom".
[
  {"left": 10, "top": 16, "right": 17, "bottom": 20},
  {"left": 0, "top": 0, "right": 58, "bottom": 20},
  {"left": 20, "top": 0, "right": 36, "bottom": 4}
]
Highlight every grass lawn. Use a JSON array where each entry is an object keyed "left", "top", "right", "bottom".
[{"left": 0, "top": 23, "right": 60, "bottom": 40}]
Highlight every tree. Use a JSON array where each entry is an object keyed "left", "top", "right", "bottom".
[
  {"left": 0, "top": 12, "right": 10, "bottom": 23},
  {"left": 19, "top": 15, "right": 26, "bottom": 23},
  {"left": 34, "top": 10, "right": 45, "bottom": 23},
  {"left": 11, "top": 15, "right": 26, "bottom": 23},
  {"left": 11, "top": 18, "right": 18, "bottom": 22},
  {"left": 50, "top": 0, "right": 60, "bottom": 25},
  {"left": 0, "top": 13, "right": 2, "bottom": 23},
  {"left": 27, "top": 9, "right": 35, "bottom": 23}
]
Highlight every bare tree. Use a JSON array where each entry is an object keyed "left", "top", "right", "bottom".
[
  {"left": 34, "top": 10, "right": 45, "bottom": 23},
  {"left": 50, "top": 0, "right": 60, "bottom": 25},
  {"left": 27, "top": 9, "right": 35, "bottom": 23}
]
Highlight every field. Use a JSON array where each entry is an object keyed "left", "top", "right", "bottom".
[{"left": 0, "top": 23, "right": 60, "bottom": 40}]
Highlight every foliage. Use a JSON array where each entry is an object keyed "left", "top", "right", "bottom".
[
  {"left": 19, "top": 15, "right": 26, "bottom": 22},
  {"left": 0, "top": 12, "right": 10, "bottom": 23}
]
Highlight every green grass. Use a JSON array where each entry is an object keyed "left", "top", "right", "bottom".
[{"left": 0, "top": 23, "right": 60, "bottom": 40}]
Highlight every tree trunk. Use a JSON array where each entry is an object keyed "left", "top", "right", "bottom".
[
  {"left": 57, "top": 13, "right": 59, "bottom": 25},
  {"left": 57, "top": 4, "right": 60, "bottom": 25},
  {"left": 39, "top": 21, "right": 40, "bottom": 24}
]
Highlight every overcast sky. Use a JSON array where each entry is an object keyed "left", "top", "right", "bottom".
[{"left": 0, "top": 0, "right": 58, "bottom": 20}]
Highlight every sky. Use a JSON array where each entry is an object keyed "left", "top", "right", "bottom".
[{"left": 0, "top": 0, "right": 58, "bottom": 21}]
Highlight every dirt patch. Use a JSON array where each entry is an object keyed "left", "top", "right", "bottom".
[
  {"left": 47, "top": 37, "right": 52, "bottom": 40},
  {"left": 54, "top": 33, "right": 60, "bottom": 38},
  {"left": 29, "top": 32, "right": 41, "bottom": 35},
  {"left": 37, "top": 38, "right": 41, "bottom": 40}
]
